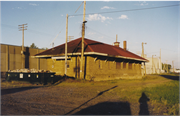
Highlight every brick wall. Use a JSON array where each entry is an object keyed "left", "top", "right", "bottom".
[
  {"left": 45, "top": 55, "right": 143, "bottom": 81},
  {"left": 85, "top": 56, "right": 142, "bottom": 81}
]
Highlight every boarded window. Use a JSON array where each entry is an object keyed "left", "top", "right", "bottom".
[
  {"left": 99, "top": 60, "right": 102, "bottom": 69},
  {"left": 129, "top": 63, "right": 132, "bottom": 69},
  {"left": 108, "top": 61, "right": 111, "bottom": 69},
  {"left": 116, "top": 62, "right": 121, "bottom": 69},
  {"left": 123, "top": 62, "right": 126, "bottom": 69}
]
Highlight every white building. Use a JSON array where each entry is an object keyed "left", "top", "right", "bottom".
[{"left": 142, "top": 55, "right": 162, "bottom": 74}]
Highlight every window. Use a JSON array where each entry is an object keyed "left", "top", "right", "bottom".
[
  {"left": 116, "top": 62, "right": 121, "bottom": 69},
  {"left": 129, "top": 63, "right": 132, "bottom": 69},
  {"left": 108, "top": 61, "right": 111, "bottom": 69},
  {"left": 99, "top": 60, "right": 102, "bottom": 69},
  {"left": 123, "top": 62, "right": 126, "bottom": 69}
]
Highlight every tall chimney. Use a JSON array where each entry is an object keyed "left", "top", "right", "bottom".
[
  {"left": 114, "top": 34, "right": 120, "bottom": 47},
  {"left": 123, "top": 41, "right": 127, "bottom": 51}
]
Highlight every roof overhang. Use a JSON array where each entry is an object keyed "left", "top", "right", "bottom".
[{"left": 33, "top": 52, "right": 148, "bottom": 62}]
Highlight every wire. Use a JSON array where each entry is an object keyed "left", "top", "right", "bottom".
[
  {"left": 69, "top": 4, "right": 180, "bottom": 17},
  {"left": 1, "top": 24, "right": 55, "bottom": 37},
  {"left": 86, "top": 26, "right": 115, "bottom": 40}
]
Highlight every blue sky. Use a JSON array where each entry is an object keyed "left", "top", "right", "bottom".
[{"left": 1, "top": 1, "right": 180, "bottom": 69}]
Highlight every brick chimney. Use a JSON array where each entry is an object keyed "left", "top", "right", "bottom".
[
  {"left": 123, "top": 41, "right": 127, "bottom": 51},
  {"left": 114, "top": 34, "right": 120, "bottom": 47}
]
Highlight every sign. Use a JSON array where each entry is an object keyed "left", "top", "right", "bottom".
[{"left": 20, "top": 73, "right": 23, "bottom": 78}]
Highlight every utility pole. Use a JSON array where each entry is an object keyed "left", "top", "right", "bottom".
[
  {"left": 18, "top": 23, "right": 28, "bottom": 69},
  {"left": 152, "top": 55, "right": 156, "bottom": 74},
  {"left": 166, "top": 60, "right": 168, "bottom": 73},
  {"left": 65, "top": 14, "right": 68, "bottom": 76},
  {"left": 68, "top": 36, "right": 74, "bottom": 42},
  {"left": 80, "top": 1, "right": 86, "bottom": 79},
  {"left": 141, "top": 42, "right": 147, "bottom": 75},
  {"left": 172, "top": 60, "right": 174, "bottom": 72},
  {"left": 159, "top": 49, "right": 161, "bottom": 73},
  {"left": 141, "top": 42, "right": 147, "bottom": 58}
]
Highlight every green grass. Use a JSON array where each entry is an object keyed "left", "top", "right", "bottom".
[{"left": 142, "top": 81, "right": 179, "bottom": 105}]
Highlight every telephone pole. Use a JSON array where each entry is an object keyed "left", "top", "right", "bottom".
[
  {"left": 152, "top": 55, "right": 156, "bottom": 74},
  {"left": 159, "top": 49, "right": 161, "bottom": 73},
  {"left": 141, "top": 42, "right": 147, "bottom": 75},
  {"left": 141, "top": 42, "right": 147, "bottom": 58},
  {"left": 18, "top": 23, "right": 28, "bottom": 69},
  {"left": 65, "top": 14, "right": 68, "bottom": 76},
  {"left": 80, "top": 1, "right": 86, "bottom": 79}
]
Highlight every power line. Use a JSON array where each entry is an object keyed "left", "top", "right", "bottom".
[
  {"left": 69, "top": 4, "right": 180, "bottom": 17},
  {"left": 86, "top": 26, "right": 115, "bottom": 40}
]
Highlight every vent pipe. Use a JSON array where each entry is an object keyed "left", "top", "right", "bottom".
[
  {"left": 123, "top": 41, "right": 127, "bottom": 51},
  {"left": 114, "top": 34, "right": 120, "bottom": 47}
]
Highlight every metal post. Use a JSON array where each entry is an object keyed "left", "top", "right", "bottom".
[
  {"left": 65, "top": 14, "right": 68, "bottom": 76},
  {"left": 80, "top": 1, "right": 86, "bottom": 79}
]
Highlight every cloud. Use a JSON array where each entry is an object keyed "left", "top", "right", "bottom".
[
  {"left": 118, "top": 15, "right": 128, "bottom": 19},
  {"left": 98, "top": 36, "right": 104, "bottom": 39},
  {"left": 103, "top": 0, "right": 110, "bottom": 2},
  {"left": 12, "top": 7, "right": 22, "bottom": 10},
  {"left": 69, "top": 16, "right": 74, "bottom": 18},
  {"left": 101, "top": 6, "right": 115, "bottom": 10},
  {"left": 87, "top": 14, "right": 113, "bottom": 22},
  {"left": 135, "top": 1, "right": 148, "bottom": 6},
  {"left": 29, "top": 3, "right": 39, "bottom": 6},
  {"left": 61, "top": 15, "right": 63, "bottom": 16},
  {"left": 88, "top": 32, "right": 96, "bottom": 36}
]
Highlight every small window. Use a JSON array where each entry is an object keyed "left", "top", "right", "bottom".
[
  {"left": 123, "top": 62, "right": 126, "bottom": 69},
  {"left": 108, "top": 61, "right": 111, "bottom": 69},
  {"left": 116, "top": 62, "right": 121, "bottom": 69},
  {"left": 129, "top": 63, "right": 132, "bottom": 69},
  {"left": 99, "top": 60, "right": 102, "bottom": 69}
]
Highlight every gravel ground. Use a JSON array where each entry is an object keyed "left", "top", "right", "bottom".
[{"left": 1, "top": 77, "right": 171, "bottom": 115}]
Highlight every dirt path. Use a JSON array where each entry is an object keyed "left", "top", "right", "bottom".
[{"left": 1, "top": 76, "right": 173, "bottom": 115}]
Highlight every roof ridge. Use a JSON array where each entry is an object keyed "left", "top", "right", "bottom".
[{"left": 84, "top": 39, "right": 94, "bottom": 52}]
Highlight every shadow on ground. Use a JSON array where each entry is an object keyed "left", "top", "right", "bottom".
[
  {"left": 73, "top": 101, "right": 131, "bottom": 115},
  {"left": 139, "top": 92, "right": 150, "bottom": 115},
  {"left": 65, "top": 86, "right": 118, "bottom": 115},
  {"left": 1, "top": 87, "right": 41, "bottom": 95},
  {"left": 160, "top": 75, "right": 179, "bottom": 81}
]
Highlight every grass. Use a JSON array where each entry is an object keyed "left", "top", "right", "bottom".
[
  {"left": 141, "top": 80, "right": 179, "bottom": 115},
  {"left": 1, "top": 74, "right": 179, "bottom": 115}
]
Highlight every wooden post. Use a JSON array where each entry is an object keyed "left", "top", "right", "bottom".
[
  {"left": 37, "top": 49, "right": 39, "bottom": 70},
  {"left": 144, "top": 62, "right": 146, "bottom": 75},
  {"left": 80, "top": 1, "right": 86, "bottom": 79},
  {"left": 6, "top": 45, "right": 9, "bottom": 71},
  {"left": 65, "top": 14, "right": 68, "bottom": 76}
]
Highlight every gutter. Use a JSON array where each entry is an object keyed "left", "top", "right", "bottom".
[{"left": 33, "top": 52, "right": 148, "bottom": 62}]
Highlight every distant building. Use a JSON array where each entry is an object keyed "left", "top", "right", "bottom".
[
  {"left": 143, "top": 55, "right": 162, "bottom": 74},
  {"left": 34, "top": 38, "right": 148, "bottom": 81}
]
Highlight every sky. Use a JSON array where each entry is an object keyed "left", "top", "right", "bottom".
[{"left": 1, "top": 1, "right": 180, "bottom": 69}]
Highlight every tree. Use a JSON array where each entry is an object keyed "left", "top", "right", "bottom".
[
  {"left": 42, "top": 47, "right": 48, "bottom": 50},
  {"left": 30, "top": 43, "right": 38, "bottom": 49},
  {"left": 162, "top": 63, "right": 171, "bottom": 73}
]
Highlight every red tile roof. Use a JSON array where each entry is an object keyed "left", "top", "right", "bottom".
[{"left": 35, "top": 37, "right": 148, "bottom": 62}]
